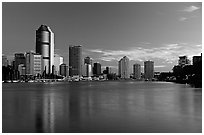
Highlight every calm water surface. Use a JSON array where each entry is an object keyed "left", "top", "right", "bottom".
[{"left": 2, "top": 81, "right": 202, "bottom": 133}]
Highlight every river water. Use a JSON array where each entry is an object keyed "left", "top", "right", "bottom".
[{"left": 2, "top": 81, "right": 202, "bottom": 133}]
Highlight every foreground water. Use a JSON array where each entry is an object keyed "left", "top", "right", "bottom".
[{"left": 2, "top": 81, "right": 202, "bottom": 133}]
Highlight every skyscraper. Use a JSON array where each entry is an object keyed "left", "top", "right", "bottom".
[
  {"left": 69, "top": 45, "right": 82, "bottom": 76},
  {"left": 36, "top": 25, "right": 54, "bottom": 74},
  {"left": 133, "top": 63, "right": 141, "bottom": 79},
  {"left": 144, "top": 60, "right": 154, "bottom": 80},
  {"left": 93, "top": 62, "right": 101, "bottom": 76},
  {"left": 14, "top": 53, "right": 26, "bottom": 70},
  {"left": 84, "top": 56, "right": 92, "bottom": 77},
  {"left": 118, "top": 56, "right": 129, "bottom": 79}
]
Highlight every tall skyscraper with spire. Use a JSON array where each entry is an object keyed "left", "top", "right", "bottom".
[{"left": 36, "top": 25, "right": 54, "bottom": 74}]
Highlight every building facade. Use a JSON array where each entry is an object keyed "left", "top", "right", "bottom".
[
  {"left": 60, "top": 63, "right": 68, "bottom": 77},
  {"left": 25, "top": 51, "right": 43, "bottom": 76},
  {"left": 93, "top": 62, "right": 101, "bottom": 76},
  {"left": 118, "top": 56, "right": 129, "bottom": 79},
  {"left": 36, "top": 25, "right": 54, "bottom": 74},
  {"left": 69, "top": 45, "right": 82, "bottom": 76},
  {"left": 133, "top": 63, "right": 141, "bottom": 79},
  {"left": 84, "top": 56, "right": 92, "bottom": 77},
  {"left": 14, "top": 53, "right": 26, "bottom": 70},
  {"left": 144, "top": 60, "right": 154, "bottom": 80},
  {"left": 54, "top": 54, "right": 63, "bottom": 75},
  {"left": 193, "top": 54, "right": 202, "bottom": 65}
]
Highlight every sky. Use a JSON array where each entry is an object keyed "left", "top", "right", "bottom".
[{"left": 2, "top": 2, "right": 202, "bottom": 73}]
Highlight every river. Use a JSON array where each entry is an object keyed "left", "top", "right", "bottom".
[{"left": 2, "top": 81, "right": 202, "bottom": 133}]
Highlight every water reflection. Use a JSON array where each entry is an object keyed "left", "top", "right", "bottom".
[{"left": 2, "top": 82, "right": 202, "bottom": 133}]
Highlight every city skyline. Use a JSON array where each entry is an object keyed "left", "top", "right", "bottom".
[{"left": 2, "top": 2, "right": 202, "bottom": 72}]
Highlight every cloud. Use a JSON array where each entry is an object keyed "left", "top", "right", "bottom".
[
  {"left": 87, "top": 43, "right": 202, "bottom": 64},
  {"left": 179, "top": 17, "right": 188, "bottom": 21},
  {"left": 182, "top": 6, "right": 200, "bottom": 12}
]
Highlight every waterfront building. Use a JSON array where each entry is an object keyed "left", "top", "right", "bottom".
[
  {"left": 60, "top": 63, "right": 68, "bottom": 77},
  {"left": 25, "top": 51, "right": 43, "bottom": 76},
  {"left": 36, "top": 25, "right": 54, "bottom": 74},
  {"left": 178, "top": 56, "right": 190, "bottom": 67},
  {"left": 193, "top": 54, "right": 202, "bottom": 65},
  {"left": 69, "top": 45, "right": 82, "bottom": 76},
  {"left": 54, "top": 54, "right": 63, "bottom": 75},
  {"left": 93, "top": 62, "right": 101, "bottom": 76},
  {"left": 144, "top": 60, "right": 154, "bottom": 80},
  {"left": 133, "top": 63, "right": 141, "bottom": 79},
  {"left": 118, "top": 56, "right": 129, "bottom": 79},
  {"left": 14, "top": 53, "right": 26, "bottom": 70},
  {"left": 2, "top": 55, "right": 8, "bottom": 67},
  {"left": 84, "top": 56, "right": 92, "bottom": 77}
]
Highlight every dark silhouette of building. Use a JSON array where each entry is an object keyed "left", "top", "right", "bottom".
[
  {"left": 60, "top": 63, "right": 68, "bottom": 77},
  {"left": 14, "top": 53, "right": 26, "bottom": 70},
  {"left": 93, "top": 62, "right": 101, "bottom": 76},
  {"left": 178, "top": 56, "right": 190, "bottom": 67},
  {"left": 69, "top": 45, "right": 82, "bottom": 76},
  {"left": 193, "top": 54, "right": 202, "bottom": 65}
]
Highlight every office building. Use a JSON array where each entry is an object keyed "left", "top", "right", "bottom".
[
  {"left": 84, "top": 56, "right": 92, "bottom": 77},
  {"left": 25, "top": 51, "right": 43, "bottom": 76},
  {"left": 133, "top": 64, "right": 141, "bottom": 79},
  {"left": 60, "top": 63, "right": 68, "bottom": 77},
  {"left": 193, "top": 54, "right": 202, "bottom": 65},
  {"left": 14, "top": 53, "right": 26, "bottom": 70},
  {"left": 69, "top": 45, "right": 82, "bottom": 76},
  {"left": 144, "top": 60, "right": 154, "bottom": 80},
  {"left": 36, "top": 25, "right": 54, "bottom": 74},
  {"left": 118, "top": 56, "right": 129, "bottom": 78},
  {"left": 178, "top": 56, "right": 190, "bottom": 67},
  {"left": 54, "top": 54, "right": 63, "bottom": 75},
  {"left": 93, "top": 62, "right": 101, "bottom": 76}
]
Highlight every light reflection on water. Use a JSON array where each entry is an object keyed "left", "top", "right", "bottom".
[{"left": 2, "top": 81, "right": 202, "bottom": 133}]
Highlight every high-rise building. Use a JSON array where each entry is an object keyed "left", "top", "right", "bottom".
[
  {"left": 60, "top": 63, "right": 68, "bottom": 77},
  {"left": 84, "top": 56, "right": 92, "bottom": 77},
  {"left": 144, "top": 60, "right": 154, "bottom": 80},
  {"left": 36, "top": 25, "right": 54, "bottom": 74},
  {"left": 54, "top": 54, "right": 63, "bottom": 75},
  {"left": 69, "top": 45, "right": 82, "bottom": 76},
  {"left": 25, "top": 51, "right": 43, "bottom": 76},
  {"left": 178, "top": 56, "right": 190, "bottom": 67},
  {"left": 2, "top": 55, "right": 8, "bottom": 67},
  {"left": 193, "top": 54, "right": 202, "bottom": 65},
  {"left": 14, "top": 53, "right": 26, "bottom": 70},
  {"left": 118, "top": 56, "right": 129, "bottom": 78},
  {"left": 93, "top": 62, "right": 101, "bottom": 76},
  {"left": 133, "top": 64, "right": 141, "bottom": 79}
]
